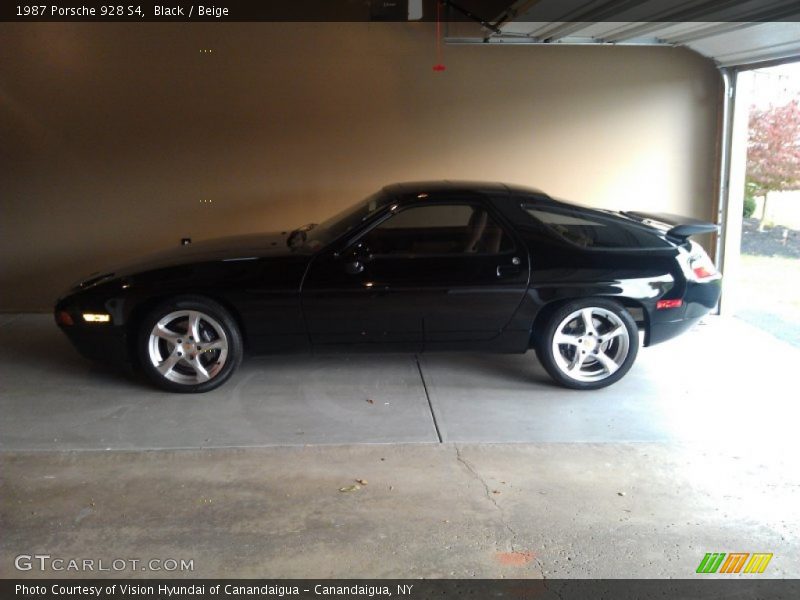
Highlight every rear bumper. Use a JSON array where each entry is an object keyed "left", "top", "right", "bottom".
[
  {"left": 647, "top": 316, "right": 703, "bottom": 346},
  {"left": 646, "top": 277, "right": 721, "bottom": 346}
]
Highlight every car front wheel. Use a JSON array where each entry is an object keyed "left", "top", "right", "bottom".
[
  {"left": 536, "top": 299, "right": 639, "bottom": 390},
  {"left": 137, "top": 297, "right": 243, "bottom": 393}
]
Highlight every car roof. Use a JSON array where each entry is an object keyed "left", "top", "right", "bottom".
[
  {"left": 377, "top": 181, "right": 675, "bottom": 244},
  {"left": 382, "top": 180, "right": 549, "bottom": 199}
]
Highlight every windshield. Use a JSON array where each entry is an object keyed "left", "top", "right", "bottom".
[{"left": 303, "top": 191, "right": 389, "bottom": 250}]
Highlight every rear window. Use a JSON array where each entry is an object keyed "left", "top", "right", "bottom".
[{"left": 523, "top": 205, "right": 670, "bottom": 249}]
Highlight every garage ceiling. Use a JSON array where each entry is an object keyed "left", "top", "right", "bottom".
[{"left": 457, "top": 0, "right": 800, "bottom": 68}]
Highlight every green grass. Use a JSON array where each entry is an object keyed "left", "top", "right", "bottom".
[
  {"left": 735, "top": 254, "right": 800, "bottom": 348},
  {"left": 739, "top": 254, "right": 800, "bottom": 311}
]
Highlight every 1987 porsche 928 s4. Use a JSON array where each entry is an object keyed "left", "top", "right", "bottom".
[{"left": 55, "top": 181, "right": 721, "bottom": 392}]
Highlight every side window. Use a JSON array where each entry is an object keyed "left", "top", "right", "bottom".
[
  {"left": 362, "top": 204, "right": 513, "bottom": 256},
  {"left": 523, "top": 206, "right": 670, "bottom": 249}
]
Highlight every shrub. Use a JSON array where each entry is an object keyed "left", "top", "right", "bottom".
[{"left": 743, "top": 195, "right": 756, "bottom": 218}]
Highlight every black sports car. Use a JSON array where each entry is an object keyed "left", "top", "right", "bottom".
[{"left": 55, "top": 181, "right": 721, "bottom": 392}]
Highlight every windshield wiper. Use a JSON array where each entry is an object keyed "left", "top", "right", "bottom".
[{"left": 287, "top": 223, "right": 318, "bottom": 248}]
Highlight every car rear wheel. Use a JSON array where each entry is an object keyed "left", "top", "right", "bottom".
[
  {"left": 536, "top": 299, "right": 638, "bottom": 390},
  {"left": 137, "top": 297, "right": 243, "bottom": 393}
]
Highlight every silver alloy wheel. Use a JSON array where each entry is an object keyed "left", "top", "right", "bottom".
[
  {"left": 551, "top": 307, "right": 631, "bottom": 383},
  {"left": 147, "top": 310, "right": 229, "bottom": 385}
]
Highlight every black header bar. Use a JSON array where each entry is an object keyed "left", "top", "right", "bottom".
[{"left": 3, "top": 0, "right": 800, "bottom": 23}]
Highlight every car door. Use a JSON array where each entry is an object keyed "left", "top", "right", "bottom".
[{"left": 300, "top": 200, "right": 529, "bottom": 350}]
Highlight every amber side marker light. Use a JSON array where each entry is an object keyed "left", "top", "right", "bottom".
[
  {"left": 656, "top": 299, "right": 683, "bottom": 310},
  {"left": 82, "top": 313, "right": 111, "bottom": 323},
  {"left": 56, "top": 311, "right": 74, "bottom": 326}
]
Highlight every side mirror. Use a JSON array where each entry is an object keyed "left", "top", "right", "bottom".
[
  {"left": 340, "top": 242, "right": 371, "bottom": 275},
  {"left": 344, "top": 260, "right": 365, "bottom": 275}
]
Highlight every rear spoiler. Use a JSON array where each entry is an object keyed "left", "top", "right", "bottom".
[{"left": 621, "top": 211, "right": 719, "bottom": 242}]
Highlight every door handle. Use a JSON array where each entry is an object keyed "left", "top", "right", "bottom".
[
  {"left": 496, "top": 265, "right": 520, "bottom": 278},
  {"left": 496, "top": 257, "right": 522, "bottom": 278}
]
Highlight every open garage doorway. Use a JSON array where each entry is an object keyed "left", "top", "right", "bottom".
[{"left": 721, "top": 61, "right": 800, "bottom": 348}]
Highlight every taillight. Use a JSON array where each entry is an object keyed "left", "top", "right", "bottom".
[
  {"left": 692, "top": 265, "right": 715, "bottom": 279},
  {"left": 688, "top": 243, "right": 717, "bottom": 281}
]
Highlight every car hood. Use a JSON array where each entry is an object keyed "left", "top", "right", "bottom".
[{"left": 80, "top": 231, "right": 297, "bottom": 285}]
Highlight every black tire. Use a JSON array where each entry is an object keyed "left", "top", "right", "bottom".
[
  {"left": 535, "top": 298, "right": 639, "bottom": 390},
  {"left": 137, "top": 296, "right": 243, "bottom": 393}
]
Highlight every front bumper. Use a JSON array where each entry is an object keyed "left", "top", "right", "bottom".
[
  {"left": 54, "top": 299, "right": 131, "bottom": 365},
  {"left": 59, "top": 325, "right": 130, "bottom": 365}
]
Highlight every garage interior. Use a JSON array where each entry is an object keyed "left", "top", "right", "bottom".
[{"left": 2, "top": 1, "right": 800, "bottom": 580}]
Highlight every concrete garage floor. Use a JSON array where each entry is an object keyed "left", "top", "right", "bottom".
[{"left": 1, "top": 314, "right": 799, "bottom": 578}]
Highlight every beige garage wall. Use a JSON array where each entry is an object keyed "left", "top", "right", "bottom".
[{"left": 0, "top": 23, "right": 721, "bottom": 311}]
